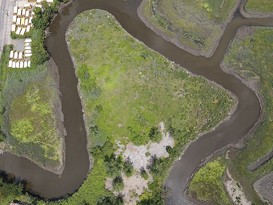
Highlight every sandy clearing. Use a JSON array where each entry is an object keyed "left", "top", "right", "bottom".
[{"left": 225, "top": 168, "right": 252, "bottom": 205}]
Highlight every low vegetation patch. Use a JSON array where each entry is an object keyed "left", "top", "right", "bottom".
[
  {"left": 245, "top": 0, "right": 273, "bottom": 14},
  {"left": 9, "top": 81, "right": 62, "bottom": 165},
  {"left": 61, "top": 9, "right": 234, "bottom": 204},
  {"left": 189, "top": 158, "right": 231, "bottom": 204},
  {"left": 0, "top": 44, "right": 63, "bottom": 170},
  {"left": 223, "top": 27, "right": 273, "bottom": 204},
  {"left": 0, "top": 7, "right": 235, "bottom": 205},
  {"left": 140, "top": 0, "right": 237, "bottom": 56},
  {"left": 0, "top": 0, "right": 69, "bottom": 171}
]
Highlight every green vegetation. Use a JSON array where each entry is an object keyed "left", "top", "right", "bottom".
[
  {"left": 112, "top": 176, "right": 124, "bottom": 191},
  {"left": 0, "top": 44, "right": 63, "bottom": 169},
  {"left": 53, "top": 159, "right": 113, "bottom": 205},
  {"left": 30, "top": 0, "right": 68, "bottom": 66},
  {"left": 0, "top": 0, "right": 70, "bottom": 172},
  {"left": 123, "top": 158, "right": 134, "bottom": 177},
  {"left": 223, "top": 27, "right": 273, "bottom": 204},
  {"left": 189, "top": 158, "right": 231, "bottom": 204},
  {"left": 0, "top": 177, "right": 38, "bottom": 205},
  {"left": 140, "top": 167, "right": 149, "bottom": 180},
  {"left": 104, "top": 154, "right": 123, "bottom": 177},
  {"left": 0, "top": 6, "right": 236, "bottom": 205},
  {"left": 10, "top": 31, "right": 31, "bottom": 40},
  {"left": 63, "top": 9, "right": 234, "bottom": 204},
  {"left": 9, "top": 82, "right": 62, "bottom": 164},
  {"left": 141, "top": 0, "right": 237, "bottom": 56},
  {"left": 68, "top": 10, "right": 234, "bottom": 148},
  {"left": 245, "top": 0, "right": 273, "bottom": 13}
]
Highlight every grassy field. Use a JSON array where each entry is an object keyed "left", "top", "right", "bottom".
[
  {"left": 0, "top": 45, "right": 63, "bottom": 170},
  {"left": 0, "top": 8, "right": 235, "bottom": 205},
  {"left": 223, "top": 27, "right": 273, "bottom": 204},
  {"left": 60, "top": 9, "right": 234, "bottom": 204},
  {"left": 245, "top": 0, "right": 273, "bottom": 14},
  {"left": 140, "top": 0, "right": 237, "bottom": 56},
  {"left": 189, "top": 158, "right": 231, "bottom": 205}
]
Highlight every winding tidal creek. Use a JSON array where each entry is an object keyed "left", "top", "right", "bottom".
[{"left": 0, "top": 0, "right": 272, "bottom": 204}]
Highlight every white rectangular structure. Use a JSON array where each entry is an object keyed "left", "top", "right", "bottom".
[
  {"left": 25, "top": 38, "right": 32, "bottom": 43},
  {"left": 12, "top": 15, "right": 17, "bottom": 23},
  {"left": 26, "top": 10, "right": 30, "bottom": 17},
  {"left": 24, "top": 53, "right": 32, "bottom": 57},
  {"left": 24, "top": 4, "right": 31, "bottom": 8},
  {"left": 15, "top": 27, "right": 21, "bottom": 35},
  {"left": 8, "top": 60, "right": 12, "bottom": 68},
  {"left": 9, "top": 50, "right": 14, "bottom": 58},
  {"left": 12, "top": 61, "right": 16, "bottom": 68},
  {"left": 16, "top": 18, "right": 20, "bottom": 25},
  {"left": 13, "top": 6, "right": 18, "bottom": 14},
  {"left": 21, "top": 18, "right": 25, "bottom": 25},
  {"left": 24, "top": 50, "right": 32, "bottom": 54},
  {"left": 26, "top": 25, "right": 31, "bottom": 32},
  {"left": 19, "top": 61, "right": 24, "bottom": 68},
  {"left": 18, "top": 52, "right": 23, "bottom": 59},
  {"left": 16, "top": 62, "right": 20, "bottom": 68},
  {"left": 14, "top": 51, "right": 18, "bottom": 59},
  {"left": 25, "top": 19, "right": 29, "bottom": 26},
  {"left": 25, "top": 42, "right": 30, "bottom": 47},
  {"left": 22, "top": 9, "right": 26, "bottom": 16},
  {"left": 20, "top": 27, "right": 26, "bottom": 35},
  {"left": 24, "top": 61, "right": 28, "bottom": 68},
  {"left": 25, "top": 46, "right": 31, "bottom": 50},
  {"left": 17, "top": 8, "right": 22, "bottom": 16},
  {"left": 11, "top": 24, "right": 16, "bottom": 32},
  {"left": 46, "top": 0, "right": 54, "bottom": 3},
  {"left": 27, "top": 61, "right": 31, "bottom": 67}
]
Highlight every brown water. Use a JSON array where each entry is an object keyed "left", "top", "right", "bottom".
[{"left": 0, "top": 0, "right": 272, "bottom": 202}]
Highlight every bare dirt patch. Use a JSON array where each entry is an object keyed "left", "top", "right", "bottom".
[
  {"left": 109, "top": 122, "right": 174, "bottom": 204},
  {"left": 225, "top": 168, "right": 252, "bottom": 205}
]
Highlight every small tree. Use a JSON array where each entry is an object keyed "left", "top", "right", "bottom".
[
  {"left": 140, "top": 167, "right": 148, "bottom": 180},
  {"left": 148, "top": 126, "right": 161, "bottom": 142},
  {"left": 112, "top": 175, "right": 124, "bottom": 191},
  {"left": 97, "top": 194, "right": 123, "bottom": 205},
  {"left": 104, "top": 154, "right": 123, "bottom": 177},
  {"left": 123, "top": 157, "right": 134, "bottom": 177}
]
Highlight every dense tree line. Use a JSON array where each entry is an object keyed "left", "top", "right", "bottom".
[{"left": 31, "top": 0, "right": 68, "bottom": 66}]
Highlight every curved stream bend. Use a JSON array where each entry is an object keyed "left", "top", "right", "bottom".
[{"left": 0, "top": 0, "right": 272, "bottom": 201}]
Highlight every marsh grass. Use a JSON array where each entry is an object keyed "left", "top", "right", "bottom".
[
  {"left": 245, "top": 0, "right": 273, "bottom": 14},
  {"left": 0, "top": 45, "right": 62, "bottom": 169},
  {"left": 224, "top": 27, "right": 273, "bottom": 204},
  {"left": 189, "top": 158, "right": 231, "bottom": 205},
  {"left": 63, "top": 10, "right": 234, "bottom": 204},
  {"left": 141, "top": 0, "right": 237, "bottom": 55}
]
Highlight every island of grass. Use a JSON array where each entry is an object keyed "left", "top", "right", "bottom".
[
  {"left": 44, "top": 9, "right": 236, "bottom": 204},
  {"left": 189, "top": 158, "right": 231, "bottom": 205},
  {"left": 0, "top": 45, "right": 65, "bottom": 173},
  {"left": 138, "top": 0, "right": 238, "bottom": 57},
  {"left": 221, "top": 27, "right": 273, "bottom": 204},
  {"left": 245, "top": 0, "right": 273, "bottom": 15}
]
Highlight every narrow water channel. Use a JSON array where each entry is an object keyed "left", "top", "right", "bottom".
[{"left": 0, "top": 0, "right": 272, "bottom": 202}]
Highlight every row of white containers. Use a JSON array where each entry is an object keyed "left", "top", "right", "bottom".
[
  {"left": 13, "top": 4, "right": 32, "bottom": 15},
  {"left": 9, "top": 50, "right": 32, "bottom": 59},
  {"left": 12, "top": 26, "right": 31, "bottom": 35},
  {"left": 8, "top": 60, "right": 31, "bottom": 68},
  {"left": 12, "top": 16, "right": 33, "bottom": 25}
]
